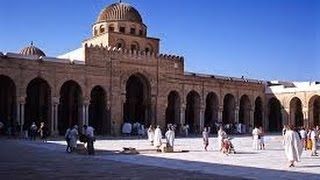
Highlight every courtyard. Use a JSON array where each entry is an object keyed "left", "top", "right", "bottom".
[{"left": 0, "top": 134, "right": 319, "bottom": 179}]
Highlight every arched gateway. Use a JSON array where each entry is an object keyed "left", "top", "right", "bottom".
[
  {"left": 0, "top": 75, "right": 16, "bottom": 128},
  {"left": 165, "top": 91, "right": 181, "bottom": 126},
  {"left": 58, "top": 80, "right": 82, "bottom": 135},
  {"left": 123, "top": 74, "right": 151, "bottom": 126},
  {"left": 25, "top": 78, "right": 51, "bottom": 130},
  {"left": 268, "top": 97, "right": 282, "bottom": 132},
  {"left": 89, "top": 86, "right": 108, "bottom": 135}
]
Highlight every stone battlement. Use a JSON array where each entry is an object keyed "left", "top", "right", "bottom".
[{"left": 84, "top": 43, "right": 183, "bottom": 61}]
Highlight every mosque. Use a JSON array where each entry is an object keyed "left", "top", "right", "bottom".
[{"left": 0, "top": 2, "right": 319, "bottom": 135}]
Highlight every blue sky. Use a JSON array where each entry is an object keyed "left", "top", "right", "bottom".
[{"left": 0, "top": 0, "right": 318, "bottom": 81}]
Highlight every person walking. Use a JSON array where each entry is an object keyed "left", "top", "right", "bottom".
[
  {"left": 310, "top": 127, "right": 318, "bottom": 156},
  {"left": 83, "top": 125, "right": 95, "bottom": 155},
  {"left": 154, "top": 125, "right": 162, "bottom": 150},
  {"left": 29, "top": 122, "right": 38, "bottom": 141},
  {"left": 165, "top": 126, "right": 175, "bottom": 151},
  {"left": 202, "top": 127, "right": 209, "bottom": 151},
  {"left": 38, "top": 122, "right": 48, "bottom": 143},
  {"left": 218, "top": 126, "right": 227, "bottom": 152},
  {"left": 284, "top": 125, "right": 303, "bottom": 167},
  {"left": 65, "top": 126, "right": 72, "bottom": 152},
  {"left": 147, "top": 125, "right": 155, "bottom": 146},
  {"left": 69, "top": 125, "right": 79, "bottom": 152}
]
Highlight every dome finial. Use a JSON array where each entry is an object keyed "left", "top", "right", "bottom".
[
  {"left": 31, "top": 41, "right": 34, "bottom": 46},
  {"left": 119, "top": 0, "right": 122, "bottom": 3}
]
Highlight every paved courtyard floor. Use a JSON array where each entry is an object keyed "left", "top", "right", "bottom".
[{"left": 1, "top": 134, "right": 319, "bottom": 179}]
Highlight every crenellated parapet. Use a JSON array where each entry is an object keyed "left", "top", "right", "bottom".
[
  {"left": 158, "top": 53, "right": 184, "bottom": 61},
  {"left": 84, "top": 43, "right": 182, "bottom": 63}
]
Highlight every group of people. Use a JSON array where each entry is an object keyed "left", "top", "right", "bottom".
[
  {"left": 252, "top": 126, "right": 265, "bottom": 150},
  {"left": 147, "top": 125, "right": 175, "bottom": 151},
  {"left": 283, "top": 125, "right": 320, "bottom": 167},
  {"left": 23, "top": 122, "right": 49, "bottom": 142},
  {"left": 64, "top": 124, "right": 96, "bottom": 155},
  {"left": 121, "top": 122, "right": 145, "bottom": 137}
]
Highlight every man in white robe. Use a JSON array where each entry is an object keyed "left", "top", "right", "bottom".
[
  {"left": 147, "top": 125, "right": 155, "bottom": 145},
  {"left": 218, "top": 126, "right": 227, "bottom": 151},
  {"left": 165, "top": 126, "right": 175, "bottom": 149},
  {"left": 310, "top": 127, "right": 318, "bottom": 156},
  {"left": 154, "top": 125, "right": 162, "bottom": 149},
  {"left": 252, "top": 127, "right": 261, "bottom": 150},
  {"left": 69, "top": 125, "right": 79, "bottom": 152},
  {"left": 284, "top": 125, "right": 303, "bottom": 167}
]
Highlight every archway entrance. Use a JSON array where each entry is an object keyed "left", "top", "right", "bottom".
[
  {"left": 222, "top": 94, "right": 235, "bottom": 125},
  {"left": 268, "top": 97, "right": 282, "bottom": 132},
  {"left": 185, "top": 91, "right": 200, "bottom": 133},
  {"left": 25, "top": 78, "right": 51, "bottom": 130},
  {"left": 0, "top": 75, "right": 16, "bottom": 133},
  {"left": 254, "top": 97, "right": 263, "bottom": 128},
  {"left": 58, "top": 81, "right": 82, "bottom": 135},
  {"left": 239, "top": 95, "right": 251, "bottom": 127},
  {"left": 204, "top": 92, "right": 218, "bottom": 128},
  {"left": 165, "top": 91, "right": 180, "bottom": 126},
  {"left": 123, "top": 74, "right": 151, "bottom": 126},
  {"left": 89, "top": 86, "right": 108, "bottom": 135},
  {"left": 309, "top": 95, "right": 320, "bottom": 127},
  {"left": 290, "top": 97, "right": 304, "bottom": 127}
]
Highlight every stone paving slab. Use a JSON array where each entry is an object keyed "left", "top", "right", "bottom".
[
  {"left": 49, "top": 135, "right": 320, "bottom": 179},
  {"left": 2, "top": 135, "right": 320, "bottom": 179},
  {"left": 0, "top": 139, "right": 244, "bottom": 180}
]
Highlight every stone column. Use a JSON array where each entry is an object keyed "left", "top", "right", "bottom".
[
  {"left": 52, "top": 97, "right": 59, "bottom": 135},
  {"left": 84, "top": 100, "right": 90, "bottom": 126},
  {"left": 303, "top": 107, "right": 309, "bottom": 128},
  {"left": 218, "top": 106, "right": 223, "bottom": 123},
  {"left": 17, "top": 102, "right": 21, "bottom": 132},
  {"left": 51, "top": 103, "right": 55, "bottom": 133},
  {"left": 282, "top": 108, "right": 289, "bottom": 126},
  {"left": 250, "top": 108, "right": 254, "bottom": 127},
  {"left": 21, "top": 102, "right": 25, "bottom": 131},
  {"left": 234, "top": 106, "right": 240, "bottom": 123},
  {"left": 150, "top": 96, "right": 156, "bottom": 126},
  {"left": 199, "top": 107, "right": 205, "bottom": 130},
  {"left": 180, "top": 104, "right": 186, "bottom": 125},
  {"left": 82, "top": 104, "right": 86, "bottom": 126}
]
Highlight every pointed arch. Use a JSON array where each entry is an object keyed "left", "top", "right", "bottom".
[
  {"left": 89, "top": 85, "right": 108, "bottom": 135},
  {"left": 0, "top": 75, "right": 16, "bottom": 130},
  {"left": 222, "top": 94, "right": 235, "bottom": 125},
  {"left": 289, "top": 97, "right": 304, "bottom": 127},
  {"left": 58, "top": 80, "right": 82, "bottom": 135},
  {"left": 268, "top": 97, "right": 282, "bottom": 132},
  {"left": 25, "top": 77, "right": 51, "bottom": 131},
  {"left": 254, "top": 97, "right": 263, "bottom": 128},
  {"left": 165, "top": 91, "right": 181, "bottom": 126},
  {"left": 123, "top": 73, "right": 151, "bottom": 126},
  {"left": 185, "top": 90, "right": 201, "bottom": 133},
  {"left": 204, "top": 92, "right": 219, "bottom": 127}
]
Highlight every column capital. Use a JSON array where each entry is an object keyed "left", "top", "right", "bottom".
[
  {"left": 52, "top": 97, "right": 60, "bottom": 105},
  {"left": 18, "top": 96, "right": 26, "bottom": 104}
]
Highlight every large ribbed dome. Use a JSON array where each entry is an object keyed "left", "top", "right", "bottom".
[
  {"left": 97, "top": 2, "right": 143, "bottom": 23},
  {"left": 20, "top": 43, "right": 46, "bottom": 57}
]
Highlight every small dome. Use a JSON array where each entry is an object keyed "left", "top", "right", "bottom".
[
  {"left": 97, "top": 2, "right": 143, "bottom": 23},
  {"left": 20, "top": 42, "right": 46, "bottom": 57}
]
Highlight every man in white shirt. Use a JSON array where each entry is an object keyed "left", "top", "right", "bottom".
[
  {"left": 83, "top": 125, "right": 95, "bottom": 155},
  {"left": 299, "top": 128, "right": 307, "bottom": 150}
]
